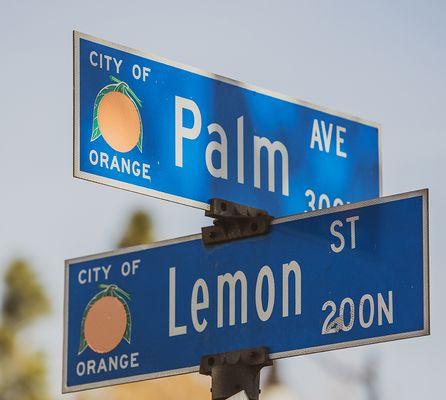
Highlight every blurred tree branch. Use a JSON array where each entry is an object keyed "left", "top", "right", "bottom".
[
  {"left": 314, "top": 353, "right": 380, "bottom": 400},
  {"left": 118, "top": 211, "right": 154, "bottom": 248},
  {"left": 0, "top": 259, "right": 51, "bottom": 400}
]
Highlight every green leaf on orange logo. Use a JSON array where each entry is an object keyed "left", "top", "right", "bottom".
[
  {"left": 91, "top": 84, "right": 116, "bottom": 142},
  {"left": 119, "top": 294, "right": 132, "bottom": 344},
  {"left": 136, "top": 112, "right": 143, "bottom": 153}
]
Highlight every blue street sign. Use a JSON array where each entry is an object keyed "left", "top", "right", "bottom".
[
  {"left": 63, "top": 190, "right": 429, "bottom": 392},
  {"left": 74, "top": 32, "right": 381, "bottom": 217}
]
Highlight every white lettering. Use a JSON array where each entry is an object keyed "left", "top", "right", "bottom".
[
  {"left": 310, "top": 119, "right": 323, "bottom": 151},
  {"left": 330, "top": 220, "right": 345, "bottom": 253},
  {"left": 359, "top": 294, "right": 374, "bottom": 328},
  {"left": 311, "top": 119, "right": 347, "bottom": 158},
  {"left": 121, "top": 261, "right": 131, "bottom": 276},
  {"left": 336, "top": 126, "right": 347, "bottom": 158},
  {"left": 143, "top": 67, "right": 150, "bottom": 82},
  {"left": 132, "top": 64, "right": 142, "bottom": 79},
  {"left": 191, "top": 279, "right": 209, "bottom": 332},
  {"left": 282, "top": 260, "right": 302, "bottom": 317},
  {"left": 175, "top": 96, "right": 202, "bottom": 167},
  {"left": 75, "top": 353, "right": 140, "bottom": 376},
  {"left": 103, "top": 55, "right": 112, "bottom": 71},
  {"left": 78, "top": 270, "right": 87, "bottom": 285},
  {"left": 142, "top": 164, "right": 150, "bottom": 179},
  {"left": 206, "top": 123, "right": 228, "bottom": 179},
  {"left": 89, "top": 51, "right": 98, "bottom": 67},
  {"left": 217, "top": 271, "right": 248, "bottom": 327},
  {"left": 113, "top": 58, "right": 123, "bottom": 74},
  {"left": 378, "top": 291, "right": 393, "bottom": 325},
  {"left": 76, "top": 362, "right": 85, "bottom": 376},
  {"left": 237, "top": 116, "right": 245, "bottom": 184},
  {"left": 346, "top": 215, "right": 359, "bottom": 249},
  {"left": 131, "top": 352, "right": 139, "bottom": 368},
  {"left": 110, "top": 155, "right": 120, "bottom": 171},
  {"left": 321, "top": 121, "right": 333, "bottom": 152},
  {"left": 131, "top": 161, "right": 141, "bottom": 177},
  {"left": 88, "top": 151, "right": 150, "bottom": 181},
  {"left": 102, "top": 265, "right": 111, "bottom": 280},
  {"left": 255, "top": 265, "right": 275, "bottom": 321},
  {"left": 97, "top": 358, "right": 107, "bottom": 373},
  {"left": 100, "top": 152, "right": 109, "bottom": 168},
  {"left": 89, "top": 149, "right": 99, "bottom": 165},
  {"left": 254, "top": 136, "right": 289, "bottom": 196},
  {"left": 169, "top": 267, "right": 187, "bottom": 336}
]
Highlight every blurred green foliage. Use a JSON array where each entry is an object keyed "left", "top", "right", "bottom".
[
  {"left": 118, "top": 210, "right": 154, "bottom": 248},
  {"left": 0, "top": 210, "right": 154, "bottom": 400},
  {"left": 0, "top": 259, "right": 50, "bottom": 400},
  {"left": 2, "top": 260, "right": 50, "bottom": 330}
]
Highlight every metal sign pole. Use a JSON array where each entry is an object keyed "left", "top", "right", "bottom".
[
  {"left": 200, "top": 199, "right": 273, "bottom": 399},
  {"left": 200, "top": 347, "right": 272, "bottom": 400},
  {"left": 227, "top": 391, "right": 250, "bottom": 400}
]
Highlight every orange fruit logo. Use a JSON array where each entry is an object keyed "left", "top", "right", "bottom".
[
  {"left": 90, "top": 76, "right": 143, "bottom": 153},
  {"left": 78, "top": 284, "right": 132, "bottom": 354}
]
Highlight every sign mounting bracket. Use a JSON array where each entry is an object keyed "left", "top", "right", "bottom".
[
  {"left": 200, "top": 347, "right": 272, "bottom": 400},
  {"left": 202, "top": 199, "right": 273, "bottom": 245}
]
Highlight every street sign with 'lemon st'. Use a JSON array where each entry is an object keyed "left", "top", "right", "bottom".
[
  {"left": 73, "top": 31, "right": 381, "bottom": 217},
  {"left": 63, "top": 190, "right": 429, "bottom": 392}
]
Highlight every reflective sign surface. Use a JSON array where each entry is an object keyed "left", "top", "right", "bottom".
[
  {"left": 64, "top": 190, "right": 428, "bottom": 392},
  {"left": 74, "top": 31, "right": 380, "bottom": 217}
]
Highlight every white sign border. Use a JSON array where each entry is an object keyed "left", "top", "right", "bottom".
[
  {"left": 73, "top": 30, "right": 382, "bottom": 212},
  {"left": 63, "top": 189, "right": 429, "bottom": 393}
]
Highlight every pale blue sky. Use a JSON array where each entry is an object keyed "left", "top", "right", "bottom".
[{"left": 0, "top": 1, "right": 445, "bottom": 399}]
